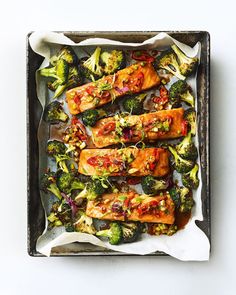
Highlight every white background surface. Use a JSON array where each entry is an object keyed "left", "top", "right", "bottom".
[{"left": 0, "top": 0, "right": 236, "bottom": 294}]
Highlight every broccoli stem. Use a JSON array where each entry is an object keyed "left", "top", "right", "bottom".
[{"left": 48, "top": 184, "right": 62, "bottom": 200}]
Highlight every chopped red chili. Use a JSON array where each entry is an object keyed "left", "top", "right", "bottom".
[{"left": 181, "top": 120, "right": 188, "bottom": 136}]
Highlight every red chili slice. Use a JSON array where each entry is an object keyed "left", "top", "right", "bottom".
[
  {"left": 100, "top": 90, "right": 111, "bottom": 99},
  {"left": 131, "top": 50, "right": 155, "bottom": 63},
  {"left": 86, "top": 85, "right": 96, "bottom": 96},
  {"left": 87, "top": 156, "right": 99, "bottom": 166},
  {"left": 181, "top": 120, "right": 188, "bottom": 136},
  {"left": 73, "top": 93, "right": 81, "bottom": 104},
  {"left": 98, "top": 121, "right": 116, "bottom": 135}
]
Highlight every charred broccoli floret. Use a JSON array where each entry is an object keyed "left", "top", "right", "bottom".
[
  {"left": 122, "top": 93, "right": 147, "bottom": 114},
  {"left": 141, "top": 175, "right": 170, "bottom": 195},
  {"left": 74, "top": 213, "right": 96, "bottom": 234},
  {"left": 171, "top": 45, "right": 198, "bottom": 77},
  {"left": 96, "top": 222, "right": 122, "bottom": 245},
  {"left": 156, "top": 50, "right": 186, "bottom": 80},
  {"left": 43, "top": 101, "right": 69, "bottom": 124},
  {"left": 176, "top": 132, "right": 198, "bottom": 160},
  {"left": 40, "top": 172, "right": 62, "bottom": 200},
  {"left": 100, "top": 50, "right": 126, "bottom": 74},
  {"left": 81, "top": 108, "right": 107, "bottom": 127},
  {"left": 121, "top": 222, "right": 141, "bottom": 243},
  {"left": 169, "top": 186, "right": 194, "bottom": 213},
  {"left": 48, "top": 201, "right": 74, "bottom": 230},
  {"left": 47, "top": 140, "right": 66, "bottom": 155},
  {"left": 82, "top": 47, "right": 103, "bottom": 80},
  {"left": 50, "top": 46, "right": 78, "bottom": 66},
  {"left": 46, "top": 140, "right": 70, "bottom": 173},
  {"left": 168, "top": 146, "right": 195, "bottom": 173},
  {"left": 182, "top": 164, "right": 200, "bottom": 190},
  {"left": 75, "top": 176, "right": 109, "bottom": 201},
  {"left": 56, "top": 172, "right": 85, "bottom": 193},
  {"left": 48, "top": 66, "right": 83, "bottom": 98},
  {"left": 40, "top": 59, "right": 69, "bottom": 85},
  {"left": 169, "top": 80, "right": 195, "bottom": 107},
  {"left": 184, "top": 108, "right": 197, "bottom": 136}
]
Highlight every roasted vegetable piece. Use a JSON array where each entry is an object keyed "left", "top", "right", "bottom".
[
  {"left": 56, "top": 172, "right": 85, "bottom": 193},
  {"left": 150, "top": 223, "right": 178, "bottom": 236},
  {"left": 40, "top": 172, "right": 62, "bottom": 200},
  {"left": 96, "top": 222, "right": 122, "bottom": 245},
  {"left": 82, "top": 108, "right": 107, "bottom": 127},
  {"left": 176, "top": 131, "right": 198, "bottom": 160},
  {"left": 50, "top": 46, "right": 78, "bottom": 66},
  {"left": 46, "top": 140, "right": 70, "bottom": 173},
  {"left": 169, "top": 80, "right": 195, "bottom": 107},
  {"left": 81, "top": 47, "right": 103, "bottom": 80},
  {"left": 182, "top": 163, "right": 200, "bottom": 190},
  {"left": 169, "top": 186, "right": 194, "bottom": 213},
  {"left": 75, "top": 177, "right": 109, "bottom": 201},
  {"left": 171, "top": 44, "right": 198, "bottom": 77},
  {"left": 168, "top": 146, "right": 194, "bottom": 173},
  {"left": 48, "top": 201, "right": 74, "bottom": 229},
  {"left": 122, "top": 93, "right": 147, "bottom": 114},
  {"left": 100, "top": 50, "right": 126, "bottom": 74},
  {"left": 48, "top": 66, "right": 83, "bottom": 98},
  {"left": 141, "top": 175, "right": 170, "bottom": 195},
  {"left": 40, "top": 59, "right": 69, "bottom": 85},
  {"left": 184, "top": 108, "right": 196, "bottom": 136},
  {"left": 43, "top": 101, "right": 69, "bottom": 124},
  {"left": 156, "top": 50, "right": 186, "bottom": 80},
  {"left": 74, "top": 213, "right": 96, "bottom": 234},
  {"left": 121, "top": 222, "right": 141, "bottom": 243}
]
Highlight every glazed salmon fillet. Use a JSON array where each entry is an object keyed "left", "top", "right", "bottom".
[
  {"left": 78, "top": 147, "right": 169, "bottom": 177},
  {"left": 91, "top": 108, "right": 185, "bottom": 148},
  {"left": 66, "top": 62, "right": 160, "bottom": 115},
  {"left": 85, "top": 192, "right": 175, "bottom": 224}
]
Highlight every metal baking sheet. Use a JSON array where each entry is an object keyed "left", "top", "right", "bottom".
[{"left": 27, "top": 31, "right": 210, "bottom": 257}]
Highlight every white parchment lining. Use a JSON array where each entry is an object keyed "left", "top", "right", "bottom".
[{"left": 29, "top": 31, "right": 210, "bottom": 260}]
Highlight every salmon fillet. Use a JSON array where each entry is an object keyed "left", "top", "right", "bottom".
[
  {"left": 66, "top": 62, "right": 160, "bottom": 115},
  {"left": 78, "top": 147, "right": 169, "bottom": 177},
  {"left": 91, "top": 108, "right": 185, "bottom": 148},
  {"left": 86, "top": 192, "right": 175, "bottom": 224}
]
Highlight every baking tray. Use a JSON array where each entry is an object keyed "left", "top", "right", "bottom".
[{"left": 27, "top": 31, "right": 210, "bottom": 257}]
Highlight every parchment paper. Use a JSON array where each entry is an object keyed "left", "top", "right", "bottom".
[{"left": 29, "top": 31, "right": 210, "bottom": 260}]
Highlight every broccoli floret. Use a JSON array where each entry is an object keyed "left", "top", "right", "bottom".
[
  {"left": 47, "top": 140, "right": 66, "bottom": 155},
  {"left": 123, "top": 93, "right": 147, "bottom": 114},
  {"left": 169, "top": 186, "right": 194, "bottom": 213},
  {"left": 121, "top": 222, "right": 141, "bottom": 243},
  {"left": 48, "top": 66, "right": 83, "bottom": 98},
  {"left": 74, "top": 213, "right": 96, "bottom": 234},
  {"left": 46, "top": 140, "right": 70, "bottom": 173},
  {"left": 182, "top": 164, "right": 200, "bottom": 190},
  {"left": 82, "top": 47, "right": 103, "bottom": 80},
  {"left": 82, "top": 109, "right": 100, "bottom": 126},
  {"left": 141, "top": 175, "right": 169, "bottom": 195},
  {"left": 171, "top": 45, "right": 198, "bottom": 77},
  {"left": 40, "top": 172, "right": 62, "bottom": 200},
  {"left": 179, "top": 187, "right": 194, "bottom": 213},
  {"left": 168, "top": 146, "right": 194, "bottom": 173},
  {"left": 169, "top": 80, "right": 195, "bottom": 107},
  {"left": 176, "top": 132, "right": 198, "bottom": 160},
  {"left": 100, "top": 50, "right": 126, "bottom": 75},
  {"left": 43, "top": 101, "right": 69, "bottom": 124},
  {"left": 184, "top": 108, "right": 197, "bottom": 136},
  {"left": 48, "top": 201, "right": 74, "bottom": 229},
  {"left": 40, "top": 59, "right": 69, "bottom": 85},
  {"left": 75, "top": 177, "right": 109, "bottom": 202},
  {"left": 96, "top": 222, "right": 122, "bottom": 245},
  {"left": 56, "top": 172, "right": 85, "bottom": 193},
  {"left": 156, "top": 50, "right": 186, "bottom": 80},
  {"left": 50, "top": 46, "right": 78, "bottom": 66}
]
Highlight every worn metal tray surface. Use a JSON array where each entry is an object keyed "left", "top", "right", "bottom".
[{"left": 27, "top": 31, "right": 210, "bottom": 257}]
